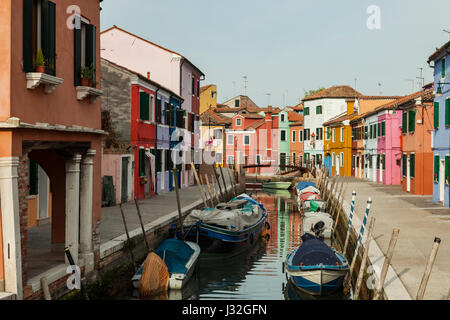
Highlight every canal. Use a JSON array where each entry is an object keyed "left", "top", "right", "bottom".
[{"left": 123, "top": 189, "right": 348, "bottom": 300}]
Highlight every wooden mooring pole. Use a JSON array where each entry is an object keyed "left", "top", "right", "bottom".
[
  {"left": 211, "top": 176, "right": 220, "bottom": 205},
  {"left": 353, "top": 217, "right": 376, "bottom": 300},
  {"left": 119, "top": 203, "right": 137, "bottom": 272},
  {"left": 343, "top": 191, "right": 357, "bottom": 256},
  {"left": 172, "top": 169, "right": 184, "bottom": 239},
  {"left": 134, "top": 197, "right": 150, "bottom": 251},
  {"left": 204, "top": 174, "right": 215, "bottom": 207},
  {"left": 373, "top": 228, "right": 400, "bottom": 300},
  {"left": 416, "top": 237, "right": 441, "bottom": 300},
  {"left": 214, "top": 166, "right": 225, "bottom": 202},
  {"left": 219, "top": 165, "right": 229, "bottom": 200},
  {"left": 191, "top": 162, "right": 208, "bottom": 208}
]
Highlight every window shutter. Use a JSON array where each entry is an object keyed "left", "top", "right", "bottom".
[
  {"left": 402, "top": 154, "right": 407, "bottom": 177},
  {"left": 140, "top": 92, "right": 149, "bottom": 120},
  {"left": 446, "top": 99, "right": 450, "bottom": 126},
  {"left": 74, "top": 15, "right": 82, "bottom": 86},
  {"left": 139, "top": 149, "right": 146, "bottom": 176},
  {"left": 23, "top": 0, "right": 34, "bottom": 73},
  {"left": 402, "top": 112, "right": 407, "bottom": 133},
  {"left": 446, "top": 156, "right": 449, "bottom": 185},
  {"left": 47, "top": 1, "right": 56, "bottom": 76},
  {"left": 409, "top": 110, "right": 416, "bottom": 132},
  {"left": 442, "top": 58, "right": 446, "bottom": 78},
  {"left": 434, "top": 156, "right": 440, "bottom": 182},
  {"left": 382, "top": 154, "right": 386, "bottom": 170},
  {"left": 410, "top": 154, "right": 415, "bottom": 178},
  {"left": 434, "top": 102, "right": 440, "bottom": 129},
  {"left": 86, "top": 24, "right": 96, "bottom": 81},
  {"left": 382, "top": 121, "right": 385, "bottom": 136}
]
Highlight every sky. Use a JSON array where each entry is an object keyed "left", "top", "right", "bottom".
[{"left": 100, "top": 0, "right": 450, "bottom": 108}]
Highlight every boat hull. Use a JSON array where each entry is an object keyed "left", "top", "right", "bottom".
[{"left": 287, "top": 269, "right": 347, "bottom": 296}]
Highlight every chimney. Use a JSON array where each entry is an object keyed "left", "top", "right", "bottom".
[{"left": 147, "top": 72, "right": 151, "bottom": 79}]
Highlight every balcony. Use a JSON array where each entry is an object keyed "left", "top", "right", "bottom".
[{"left": 26, "top": 72, "right": 64, "bottom": 94}]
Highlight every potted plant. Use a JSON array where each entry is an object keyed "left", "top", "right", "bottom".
[
  {"left": 88, "top": 65, "right": 96, "bottom": 87},
  {"left": 139, "top": 176, "right": 148, "bottom": 185},
  {"left": 80, "top": 66, "right": 92, "bottom": 87},
  {"left": 35, "top": 48, "right": 46, "bottom": 73}
]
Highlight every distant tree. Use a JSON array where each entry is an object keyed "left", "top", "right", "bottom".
[{"left": 304, "top": 87, "right": 326, "bottom": 98}]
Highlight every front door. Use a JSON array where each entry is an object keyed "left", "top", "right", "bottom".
[
  {"left": 280, "top": 153, "right": 286, "bottom": 171},
  {"left": 407, "top": 156, "right": 411, "bottom": 192},
  {"left": 379, "top": 157, "right": 383, "bottom": 184},
  {"left": 121, "top": 157, "right": 129, "bottom": 203},
  {"left": 336, "top": 155, "right": 340, "bottom": 176},
  {"left": 440, "top": 159, "right": 445, "bottom": 203}
]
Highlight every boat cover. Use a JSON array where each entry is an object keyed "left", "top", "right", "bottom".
[
  {"left": 299, "top": 186, "right": 321, "bottom": 195},
  {"left": 292, "top": 234, "right": 341, "bottom": 266},
  {"left": 154, "top": 239, "right": 194, "bottom": 274},
  {"left": 300, "top": 192, "right": 322, "bottom": 201},
  {"left": 184, "top": 202, "right": 264, "bottom": 231},
  {"left": 234, "top": 194, "right": 267, "bottom": 213},
  {"left": 297, "top": 182, "right": 316, "bottom": 191}
]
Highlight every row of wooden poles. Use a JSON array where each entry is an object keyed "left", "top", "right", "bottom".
[{"left": 315, "top": 168, "right": 442, "bottom": 300}]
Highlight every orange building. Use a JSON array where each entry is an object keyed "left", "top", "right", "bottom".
[
  {"left": 398, "top": 88, "right": 435, "bottom": 195},
  {"left": 289, "top": 112, "right": 304, "bottom": 166},
  {"left": 0, "top": 0, "right": 103, "bottom": 299}
]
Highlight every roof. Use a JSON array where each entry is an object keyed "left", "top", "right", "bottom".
[
  {"left": 238, "top": 112, "right": 265, "bottom": 119},
  {"left": 101, "top": 57, "right": 183, "bottom": 101},
  {"left": 101, "top": 25, "right": 205, "bottom": 77},
  {"left": 287, "top": 111, "right": 303, "bottom": 122},
  {"left": 323, "top": 112, "right": 357, "bottom": 126},
  {"left": 302, "top": 85, "right": 362, "bottom": 102},
  {"left": 289, "top": 121, "right": 304, "bottom": 127},
  {"left": 200, "top": 84, "right": 215, "bottom": 94},
  {"left": 428, "top": 40, "right": 450, "bottom": 63},
  {"left": 200, "top": 108, "right": 231, "bottom": 125},
  {"left": 291, "top": 103, "right": 304, "bottom": 111},
  {"left": 245, "top": 118, "right": 266, "bottom": 130}
]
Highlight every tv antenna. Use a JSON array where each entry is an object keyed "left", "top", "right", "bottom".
[
  {"left": 243, "top": 76, "right": 248, "bottom": 96},
  {"left": 405, "top": 79, "right": 415, "bottom": 92},
  {"left": 416, "top": 68, "right": 424, "bottom": 88},
  {"left": 378, "top": 83, "right": 382, "bottom": 95},
  {"left": 444, "top": 29, "right": 450, "bottom": 39}
]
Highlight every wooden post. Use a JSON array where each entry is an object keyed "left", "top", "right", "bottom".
[
  {"left": 329, "top": 180, "right": 342, "bottom": 216},
  {"left": 416, "top": 237, "right": 442, "bottom": 300},
  {"left": 354, "top": 217, "right": 376, "bottom": 300},
  {"left": 119, "top": 203, "right": 137, "bottom": 271},
  {"left": 227, "top": 167, "right": 238, "bottom": 197},
  {"left": 326, "top": 179, "right": 336, "bottom": 205},
  {"left": 191, "top": 162, "right": 208, "bottom": 208},
  {"left": 40, "top": 277, "right": 52, "bottom": 300},
  {"left": 214, "top": 167, "right": 225, "bottom": 202},
  {"left": 332, "top": 182, "right": 346, "bottom": 219},
  {"left": 204, "top": 175, "right": 215, "bottom": 207},
  {"left": 172, "top": 169, "right": 184, "bottom": 239},
  {"left": 219, "top": 165, "right": 228, "bottom": 201},
  {"left": 343, "top": 191, "right": 357, "bottom": 257},
  {"left": 332, "top": 183, "right": 348, "bottom": 242},
  {"left": 211, "top": 176, "right": 221, "bottom": 204},
  {"left": 134, "top": 197, "right": 150, "bottom": 251},
  {"left": 373, "top": 228, "right": 400, "bottom": 300}
]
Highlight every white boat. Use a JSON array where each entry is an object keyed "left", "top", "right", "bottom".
[
  {"left": 302, "top": 212, "right": 334, "bottom": 241},
  {"left": 132, "top": 239, "right": 201, "bottom": 290},
  {"left": 301, "top": 200, "right": 327, "bottom": 213}
]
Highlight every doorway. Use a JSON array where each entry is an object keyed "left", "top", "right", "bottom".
[
  {"left": 440, "top": 159, "right": 445, "bottom": 203},
  {"left": 407, "top": 156, "right": 411, "bottom": 192},
  {"left": 121, "top": 157, "right": 129, "bottom": 203}
]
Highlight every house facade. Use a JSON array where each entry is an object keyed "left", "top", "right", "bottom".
[
  {"left": 199, "top": 109, "right": 231, "bottom": 166},
  {"left": 0, "top": 0, "right": 103, "bottom": 299},
  {"left": 277, "top": 110, "right": 291, "bottom": 169},
  {"left": 399, "top": 88, "right": 434, "bottom": 195},
  {"left": 199, "top": 84, "right": 217, "bottom": 115},
  {"left": 289, "top": 115, "right": 304, "bottom": 167},
  {"left": 100, "top": 26, "right": 204, "bottom": 189},
  {"left": 428, "top": 41, "right": 450, "bottom": 207}
]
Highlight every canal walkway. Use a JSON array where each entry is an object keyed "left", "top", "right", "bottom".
[{"left": 339, "top": 177, "right": 450, "bottom": 300}]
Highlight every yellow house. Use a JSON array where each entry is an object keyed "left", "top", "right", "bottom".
[
  {"left": 323, "top": 99, "right": 357, "bottom": 176},
  {"left": 200, "top": 84, "right": 217, "bottom": 115}
]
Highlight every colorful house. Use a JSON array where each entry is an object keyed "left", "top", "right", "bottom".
[
  {"left": 276, "top": 110, "right": 291, "bottom": 169},
  {"left": 199, "top": 84, "right": 217, "bottom": 115},
  {"left": 101, "top": 26, "right": 205, "bottom": 189},
  {"left": 398, "top": 88, "right": 434, "bottom": 195},
  {"left": 0, "top": 0, "right": 103, "bottom": 298},
  {"left": 289, "top": 114, "right": 304, "bottom": 167},
  {"left": 302, "top": 86, "right": 362, "bottom": 169},
  {"left": 428, "top": 41, "right": 450, "bottom": 207},
  {"left": 199, "top": 109, "right": 231, "bottom": 166}
]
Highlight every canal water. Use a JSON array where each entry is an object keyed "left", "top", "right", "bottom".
[{"left": 127, "top": 190, "right": 348, "bottom": 300}]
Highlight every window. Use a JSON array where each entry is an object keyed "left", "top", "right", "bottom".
[
  {"left": 410, "top": 154, "right": 415, "bottom": 178},
  {"left": 316, "top": 105, "right": 323, "bottom": 114},
  {"left": 442, "top": 58, "right": 446, "bottom": 79},
  {"left": 227, "top": 155, "right": 235, "bottom": 165},
  {"left": 281, "top": 114, "right": 286, "bottom": 122},
  {"left": 292, "top": 131, "right": 296, "bottom": 142},
  {"left": 299, "top": 130, "right": 303, "bottom": 142},
  {"left": 281, "top": 130, "right": 287, "bottom": 141},
  {"left": 446, "top": 99, "right": 450, "bottom": 127},
  {"left": 244, "top": 135, "right": 250, "bottom": 145},
  {"left": 332, "top": 153, "right": 335, "bottom": 166},
  {"left": 150, "top": 96, "right": 155, "bottom": 122},
  {"left": 292, "top": 153, "right": 296, "bottom": 165},
  {"left": 139, "top": 149, "right": 146, "bottom": 176},
  {"left": 235, "top": 99, "right": 240, "bottom": 108},
  {"left": 74, "top": 15, "right": 97, "bottom": 86},
  {"left": 197, "top": 80, "right": 200, "bottom": 98},
  {"left": 304, "top": 107, "right": 310, "bottom": 116},
  {"left": 340, "top": 152, "right": 344, "bottom": 167},
  {"left": 382, "top": 154, "right": 385, "bottom": 170},
  {"left": 326, "top": 127, "right": 331, "bottom": 140},
  {"left": 317, "top": 154, "right": 323, "bottom": 166},
  {"left": 446, "top": 156, "right": 450, "bottom": 185},
  {"left": 377, "top": 154, "right": 380, "bottom": 169},
  {"left": 408, "top": 110, "right": 416, "bottom": 133},
  {"left": 236, "top": 118, "right": 242, "bottom": 126},
  {"left": 155, "top": 149, "right": 162, "bottom": 173},
  {"left": 352, "top": 156, "right": 356, "bottom": 169},
  {"left": 403, "top": 112, "right": 408, "bottom": 134},
  {"left": 377, "top": 123, "right": 381, "bottom": 137},
  {"left": 434, "top": 102, "right": 440, "bottom": 129},
  {"left": 256, "top": 154, "right": 262, "bottom": 165},
  {"left": 227, "top": 135, "right": 234, "bottom": 145},
  {"left": 155, "top": 98, "right": 162, "bottom": 124},
  {"left": 216, "top": 153, "right": 223, "bottom": 164},
  {"left": 304, "top": 129, "right": 310, "bottom": 141},
  {"left": 364, "top": 126, "right": 368, "bottom": 140},
  {"left": 434, "top": 155, "right": 440, "bottom": 182},
  {"left": 191, "top": 77, "right": 195, "bottom": 96},
  {"left": 340, "top": 127, "right": 344, "bottom": 142},
  {"left": 316, "top": 128, "right": 323, "bottom": 141},
  {"left": 139, "top": 91, "right": 149, "bottom": 121},
  {"left": 402, "top": 154, "right": 407, "bottom": 177},
  {"left": 332, "top": 128, "right": 336, "bottom": 142},
  {"left": 165, "top": 149, "right": 173, "bottom": 171},
  {"left": 382, "top": 121, "right": 386, "bottom": 136},
  {"left": 213, "top": 129, "right": 222, "bottom": 140},
  {"left": 23, "top": 0, "right": 57, "bottom": 76}
]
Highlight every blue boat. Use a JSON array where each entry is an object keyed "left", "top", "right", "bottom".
[
  {"left": 178, "top": 194, "right": 268, "bottom": 258},
  {"left": 296, "top": 181, "right": 317, "bottom": 193},
  {"left": 283, "top": 234, "right": 349, "bottom": 296}
]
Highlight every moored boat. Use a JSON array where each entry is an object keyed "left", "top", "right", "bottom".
[
  {"left": 302, "top": 212, "right": 334, "bottom": 242},
  {"left": 132, "top": 239, "right": 201, "bottom": 290},
  {"left": 263, "top": 181, "right": 292, "bottom": 190},
  {"left": 284, "top": 234, "right": 349, "bottom": 296}
]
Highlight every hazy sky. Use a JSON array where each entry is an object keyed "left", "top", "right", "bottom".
[{"left": 100, "top": 0, "right": 450, "bottom": 107}]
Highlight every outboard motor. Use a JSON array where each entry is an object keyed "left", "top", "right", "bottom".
[{"left": 311, "top": 221, "right": 326, "bottom": 238}]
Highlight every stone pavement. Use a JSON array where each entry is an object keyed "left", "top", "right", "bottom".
[{"left": 338, "top": 177, "right": 450, "bottom": 300}]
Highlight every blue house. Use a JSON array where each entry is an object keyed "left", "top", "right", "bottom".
[{"left": 428, "top": 41, "right": 450, "bottom": 207}]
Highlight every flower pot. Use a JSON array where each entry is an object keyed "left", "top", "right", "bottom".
[
  {"left": 35, "top": 65, "right": 46, "bottom": 73},
  {"left": 81, "top": 77, "right": 89, "bottom": 87},
  {"left": 88, "top": 79, "right": 93, "bottom": 87}
]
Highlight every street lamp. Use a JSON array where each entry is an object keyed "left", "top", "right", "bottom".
[{"left": 436, "top": 82, "right": 450, "bottom": 97}]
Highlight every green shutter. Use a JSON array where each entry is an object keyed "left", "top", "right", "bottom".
[
  {"left": 402, "top": 112, "right": 407, "bottom": 133},
  {"left": 382, "top": 154, "right": 386, "bottom": 170},
  {"left": 435, "top": 156, "right": 440, "bottom": 182},
  {"left": 47, "top": 1, "right": 56, "bottom": 76},
  {"left": 402, "top": 154, "right": 407, "bottom": 177},
  {"left": 382, "top": 121, "right": 385, "bottom": 136},
  {"left": 74, "top": 15, "right": 82, "bottom": 86},
  {"left": 442, "top": 58, "right": 446, "bottom": 78},
  {"left": 410, "top": 154, "right": 415, "bottom": 178},
  {"left": 409, "top": 110, "right": 416, "bottom": 132},
  {"left": 140, "top": 92, "right": 149, "bottom": 120},
  {"left": 445, "top": 156, "right": 449, "bottom": 185},
  {"left": 446, "top": 99, "right": 450, "bottom": 126},
  {"left": 434, "top": 102, "right": 440, "bottom": 129},
  {"left": 139, "top": 149, "right": 146, "bottom": 176},
  {"left": 85, "top": 24, "right": 96, "bottom": 81},
  {"left": 23, "top": 0, "right": 34, "bottom": 73}
]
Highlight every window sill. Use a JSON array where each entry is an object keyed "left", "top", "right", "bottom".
[
  {"left": 76, "top": 86, "right": 103, "bottom": 102},
  {"left": 26, "top": 72, "right": 64, "bottom": 94}
]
